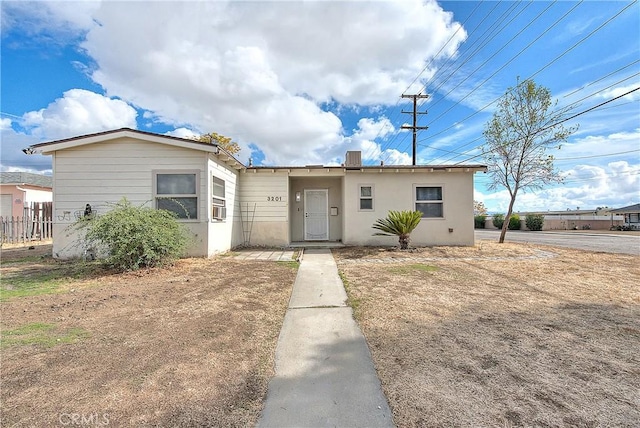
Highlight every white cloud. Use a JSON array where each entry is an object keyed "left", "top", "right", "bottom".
[
  {"left": 0, "top": 118, "right": 12, "bottom": 131},
  {"left": 338, "top": 117, "right": 411, "bottom": 166},
  {"left": 21, "top": 89, "right": 137, "bottom": 140},
  {"left": 166, "top": 127, "right": 199, "bottom": 139},
  {"left": 551, "top": 128, "right": 640, "bottom": 166},
  {"left": 12, "top": 0, "right": 464, "bottom": 167},
  {"left": 1, "top": 1, "right": 99, "bottom": 45},
  {"left": 598, "top": 84, "right": 640, "bottom": 102},
  {"left": 0, "top": 127, "right": 49, "bottom": 172},
  {"left": 478, "top": 160, "right": 639, "bottom": 213}
]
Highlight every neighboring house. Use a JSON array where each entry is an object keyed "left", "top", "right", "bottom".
[
  {"left": 24, "top": 128, "right": 487, "bottom": 258},
  {"left": 609, "top": 203, "right": 640, "bottom": 230},
  {"left": 0, "top": 172, "right": 53, "bottom": 219}
]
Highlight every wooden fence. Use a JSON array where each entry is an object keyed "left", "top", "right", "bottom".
[{"left": 1, "top": 202, "right": 53, "bottom": 245}]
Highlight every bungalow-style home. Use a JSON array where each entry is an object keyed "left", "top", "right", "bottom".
[
  {"left": 0, "top": 172, "right": 53, "bottom": 219},
  {"left": 609, "top": 203, "right": 640, "bottom": 230},
  {"left": 24, "top": 128, "right": 487, "bottom": 258}
]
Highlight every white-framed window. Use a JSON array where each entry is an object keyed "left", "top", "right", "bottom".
[
  {"left": 415, "top": 186, "right": 443, "bottom": 218},
  {"left": 359, "top": 184, "right": 374, "bottom": 211},
  {"left": 212, "top": 175, "right": 226, "bottom": 221},
  {"left": 154, "top": 171, "right": 199, "bottom": 220}
]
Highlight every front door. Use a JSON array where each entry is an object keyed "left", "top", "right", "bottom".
[{"left": 304, "top": 189, "right": 328, "bottom": 240}]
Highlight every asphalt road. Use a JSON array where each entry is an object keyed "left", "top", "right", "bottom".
[{"left": 475, "top": 229, "right": 640, "bottom": 256}]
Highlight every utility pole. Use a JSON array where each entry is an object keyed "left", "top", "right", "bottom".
[{"left": 401, "top": 93, "right": 429, "bottom": 165}]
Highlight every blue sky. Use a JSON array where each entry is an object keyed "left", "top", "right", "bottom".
[{"left": 1, "top": 0, "right": 639, "bottom": 213}]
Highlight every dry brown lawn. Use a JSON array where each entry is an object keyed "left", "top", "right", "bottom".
[
  {"left": 1, "top": 245, "right": 297, "bottom": 427},
  {"left": 334, "top": 241, "right": 640, "bottom": 428}
]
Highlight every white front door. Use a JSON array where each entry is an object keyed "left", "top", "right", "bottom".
[{"left": 304, "top": 189, "right": 328, "bottom": 240}]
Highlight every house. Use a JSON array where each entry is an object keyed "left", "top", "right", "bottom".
[
  {"left": 609, "top": 203, "right": 640, "bottom": 230},
  {"left": 0, "top": 172, "right": 53, "bottom": 219},
  {"left": 24, "top": 128, "right": 487, "bottom": 258}
]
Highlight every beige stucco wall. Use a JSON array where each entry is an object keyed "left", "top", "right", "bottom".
[
  {"left": 50, "top": 137, "right": 213, "bottom": 258},
  {"left": 343, "top": 170, "right": 476, "bottom": 246},
  {"left": 289, "top": 176, "right": 343, "bottom": 242}
]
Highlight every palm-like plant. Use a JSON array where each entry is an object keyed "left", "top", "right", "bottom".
[{"left": 372, "top": 210, "right": 423, "bottom": 250}]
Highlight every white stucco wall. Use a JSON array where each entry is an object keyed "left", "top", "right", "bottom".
[{"left": 343, "top": 170, "right": 477, "bottom": 246}]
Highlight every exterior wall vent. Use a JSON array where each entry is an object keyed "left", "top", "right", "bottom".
[{"left": 345, "top": 151, "right": 362, "bottom": 167}]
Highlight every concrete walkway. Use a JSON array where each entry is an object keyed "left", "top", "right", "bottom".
[{"left": 257, "top": 249, "right": 394, "bottom": 428}]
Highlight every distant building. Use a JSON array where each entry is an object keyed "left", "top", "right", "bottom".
[
  {"left": 609, "top": 204, "right": 640, "bottom": 230},
  {"left": 0, "top": 172, "right": 53, "bottom": 219},
  {"left": 485, "top": 208, "right": 624, "bottom": 231}
]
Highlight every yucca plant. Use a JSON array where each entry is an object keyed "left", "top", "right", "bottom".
[{"left": 372, "top": 210, "right": 423, "bottom": 250}]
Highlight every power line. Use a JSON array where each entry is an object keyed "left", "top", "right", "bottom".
[
  {"left": 423, "top": 1, "right": 582, "bottom": 134},
  {"left": 528, "top": 1, "right": 637, "bottom": 81},
  {"left": 424, "top": 1, "right": 549, "bottom": 114},
  {"left": 416, "top": 0, "right": 631, "bottom": 154},
  {"left": 562, "top": 59, "right": 640, "bottom": 99},
  {"left": 376, "top": 1, "right": 515, "bottom": 161},
  {"left": 401, "top": 1, "right": 484, "bottom": 96},
  {"left": 553, "top": 149, "right": 640, "bottom": 161},
  {"left": 454, "top": 86, "right": 640, "bottom": 165}
]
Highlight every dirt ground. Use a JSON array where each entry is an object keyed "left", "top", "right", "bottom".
[
  {"left": 1, "top": 245, "right": 297, "bottom": 427},
  {"left": 334, "top": 242, "right": 640, "bottom": 428}
]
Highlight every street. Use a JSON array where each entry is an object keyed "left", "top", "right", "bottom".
[{"left": 475, "top": 229, "right": 640, "bottom": 256}]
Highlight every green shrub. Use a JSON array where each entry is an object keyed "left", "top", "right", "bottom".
[
  {"left": 474, "top": 215, "right": 487, "bottom": 229},
  {"left": 525, "top": 214, "right": 544, "bottom": 231},
  {"left": 372, "top": 210, "right": 422, "bottom": 250},
  {"left": 492, "top": 213, "right": 505, "bottom": 229},
  {"left": 508, "top": 213, "right": 521, "bottom": 230},
  {"left": 73, "top": 198, "right": 190, "bottom": 271}
]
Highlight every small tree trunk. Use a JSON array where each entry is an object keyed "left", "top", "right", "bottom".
[
  {"left": 399, "top": 234, "right": 410, "bottom": 250},
  {"left": 499, "top": 192, "right": 518, "bottom": 243}
]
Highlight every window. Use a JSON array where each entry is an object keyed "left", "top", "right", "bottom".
[
  {"left": 212, "top": 176, "right": 226, "bottom": 220},
  {"left": 154, "top": 172, "right": 198, "bottom": 219},
  {"left": 415, "top": 186, "right": 443, "bottom": 218},
  {"left": 359, "top": 185, "right": 374, "bottom": 211}
]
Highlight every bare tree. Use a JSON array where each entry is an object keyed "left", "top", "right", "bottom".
[{"left": 483, "top": 78, "right": 577, "bottom": 243}]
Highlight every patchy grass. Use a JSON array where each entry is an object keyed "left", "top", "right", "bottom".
[
  {"left": 1, "top": 323, "right": 89, "bottom": 349},
  {"left": 276, "top": 260, "right": 300, "bottom": 269},
  {"left": 334, "top": 241, "right": 640, "bottom": 428},
  {"left": 1, "top": 247, "right": 298, "bottom": 427},
  {"left": 0, "top": 258, "right": 105, "bottom": 301}
]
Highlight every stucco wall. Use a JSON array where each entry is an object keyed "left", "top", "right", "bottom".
[
  {"left": 289, "top": 176, "right": 343, "bottom": 242},
  {"left": 343, "top": 170, "right": 476, "bottom": 246}
]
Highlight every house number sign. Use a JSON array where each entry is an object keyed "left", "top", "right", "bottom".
[{"left": 267, "top": 196, "right": 282, "bottom": 202}]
